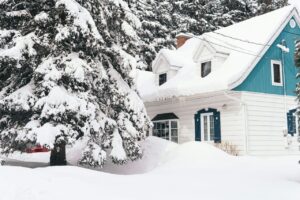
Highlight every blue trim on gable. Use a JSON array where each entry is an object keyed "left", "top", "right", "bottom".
[{"left": 234, "top": 17, "right": 300, "bottom": 96}]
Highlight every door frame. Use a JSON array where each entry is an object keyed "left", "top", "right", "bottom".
[
  {"left": 200, "top": 112, "right": 214, "bottom": 142},
  {"left": 194, "top": 108, "right": 221, "bottom": 143}
]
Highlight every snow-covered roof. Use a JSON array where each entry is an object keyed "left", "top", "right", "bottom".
[
  {"left": 152, "top": 37, "right": 201, "bottom": 70},
  {"left": 138, "top": 5, "right": 299, "bottom": 102}
]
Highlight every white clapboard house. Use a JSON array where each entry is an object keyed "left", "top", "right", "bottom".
[{"left": 137, "top": 6, "right": 300, "bottom": 155}]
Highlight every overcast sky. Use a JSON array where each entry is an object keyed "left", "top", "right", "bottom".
[{"left": 289, "top": 0, "right": 300, "bottom": 7}]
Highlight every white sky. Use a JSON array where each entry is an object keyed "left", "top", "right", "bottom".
[{"left": 289, "top": 0, "right": 300, "bottom": 7}]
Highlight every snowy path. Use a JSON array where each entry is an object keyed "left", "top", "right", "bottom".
[
  {"left": 0, "top": 138, "right": 299, "bottom": 200},
  {"left": 3, "top": 159, "right": 48, "bottom": 168}
]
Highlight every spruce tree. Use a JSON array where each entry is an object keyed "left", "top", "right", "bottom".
[{"left": 0, "top": 0, "right": 151, "bottom": 167}]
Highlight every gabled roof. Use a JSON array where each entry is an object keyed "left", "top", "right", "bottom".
[{"left": 137, "top": 6, "right": 299, "bottom": 102}]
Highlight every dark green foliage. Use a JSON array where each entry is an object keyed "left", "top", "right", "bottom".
[{"left": 0, "top": 0, "right": 151, "bottom": 167}]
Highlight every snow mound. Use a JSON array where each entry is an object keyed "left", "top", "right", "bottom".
[
  {"left": 1, "top": 137, "right": 234, "bottom": 174},
  {"left": 1, "top": 137, "right": 300, "bottom": 200},
  {"left": 67, "top": 136, "right": 177, "bottom": 174},
  {"left": 157, "top": 141, "right": 232, "bottom": 171}
]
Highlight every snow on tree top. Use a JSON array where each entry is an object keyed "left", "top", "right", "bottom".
[{"left": 55, "top": 0, "right": 103, "bottom": 41}]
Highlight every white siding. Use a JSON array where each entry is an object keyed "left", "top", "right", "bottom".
[
  {"left": 145, "top": 92, "right": 246, "bottom": 154},
  {"left": 144, "top": 91, "right": 300, "bottom": 156},
  {"left": 241, "top": 92, "right": 300, "bottom": 156}
]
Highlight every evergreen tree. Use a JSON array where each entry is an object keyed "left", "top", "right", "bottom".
[{"left": 0, "top": 0, "right": 151, "bottom": 167}]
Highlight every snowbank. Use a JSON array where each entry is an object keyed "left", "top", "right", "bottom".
[{"left": 0, "top": 137, "right": 300, "bottom": 200}]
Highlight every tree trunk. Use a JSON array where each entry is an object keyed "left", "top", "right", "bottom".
[{"left": 50, "top": 142, "right": 67, "bottom": 166}]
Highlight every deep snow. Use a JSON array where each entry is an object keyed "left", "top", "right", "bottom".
[{"left": 0, "top": 137, "right": 300, "bottom": 200}]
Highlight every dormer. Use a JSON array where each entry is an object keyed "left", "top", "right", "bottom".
[
  {"left": 193, "top": 40, "right": 229, "bottom": 78},
  {"left": 152, "top": 50, "right": 182, "bottom": 86}
]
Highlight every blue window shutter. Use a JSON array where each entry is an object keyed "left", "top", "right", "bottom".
[
  {"left": 287, "top": 111, "right": 296, "bottom": 136},
  {"left": 214, "top": 111, "right": 221, "bottom": 143},
  {"left": 194, "top": 113, "right": 201, "bottom": 141}
]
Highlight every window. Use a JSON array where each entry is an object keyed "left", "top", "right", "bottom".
[
  {"left": 153, "top": 120, "right": 178, "bottom": 143},
  {"left": 271, "top": 60, "right": 283, "bottom": 86},
  {"left": 159, "top": 73, "right": 167, "bottom": 86},
  {"left": 201, "top": 113, "right": 215, "bottom": 141},
  {"left": 201, "top": 61, "right": 211, "bottom": 78}
]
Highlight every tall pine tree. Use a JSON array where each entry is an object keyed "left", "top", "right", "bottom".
[{"left": 0, "top": 0, "right": 151, "bottom": 167}]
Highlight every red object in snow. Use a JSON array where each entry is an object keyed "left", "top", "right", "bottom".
[{"left": 26, "top": 145, "right": 49, "bottom": 153}]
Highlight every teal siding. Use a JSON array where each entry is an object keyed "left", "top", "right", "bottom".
[{"left": 234, "top": 18, "right": 300, "bottom": 96}]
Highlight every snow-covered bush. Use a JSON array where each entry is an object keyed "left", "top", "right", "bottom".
[
  {"left": 0, "top": 0, "right": 151, "bottom": 167},
  {"left": 214, "top": 141, "right": 239, "bottom": 156}
]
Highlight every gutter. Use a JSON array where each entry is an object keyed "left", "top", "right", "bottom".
[{"left": 223, "top": 91, "right": 249, "bottom": 155}]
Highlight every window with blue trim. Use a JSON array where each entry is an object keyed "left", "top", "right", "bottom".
[{"left": 287, "top": 109, "right": 298, "bottom": 136}]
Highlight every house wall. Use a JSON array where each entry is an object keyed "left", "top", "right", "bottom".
[
  {"left": 234, "top": 17, "right": 300, "bottom": 96},
  {"left": 241, "top": 91, "right": 300, "bottom": 156},
  {"left": 145, "top": 92, "right": 247, "bottom": 154},
  {"left": 145, "top": 90, "right": 300, "bottom": 156}
]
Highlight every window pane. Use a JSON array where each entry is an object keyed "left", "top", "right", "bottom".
[
  {"left": 171, "top": 137, "right": 178, "bottom": 143},
  {"left": 171, "top": 121, "right": 178, "bottom": 128},
  {"left": 171, "top": 129, "right": 178, "bottom": 137},
  {"left": 273, "top": 64, "right": 281, "bottom": 83},
  {"left": 153, "top": 129, "right": 158, "bottom": 136},
  {"left": 201, "top": 61, "right": 211, "bottom": 78},
  {"left": 159, "top": 73, "right": 167, "bottom": 86},
  {"left": 156, "top": 122, "right": 161, "bottom": 129},
  {"left": 210, "top": 115, "right": 215, "bottom": 141},
  {"left": 203, "top": 116, "right": 208, "bottom": 141}
]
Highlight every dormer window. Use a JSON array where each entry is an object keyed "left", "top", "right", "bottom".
[
  {"left": 159, "top": 73, "right": 167, "bottom": 86},
  {"left": 201, "top": 61, "right": 211, "bottom": 78},
  {"left": 271, "top": 60, "right": 283, "bottom": 86}
]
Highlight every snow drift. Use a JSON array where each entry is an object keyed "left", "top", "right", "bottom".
[{"left": 0, "top": 136, "right": 300, "bottom": 200}]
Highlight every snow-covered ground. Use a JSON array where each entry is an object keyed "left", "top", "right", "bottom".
[{"left": 0, "top": 137, "right": 299, "bottom": 200}]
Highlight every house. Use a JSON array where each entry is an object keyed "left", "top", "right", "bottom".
[{"left": 137, "top": 5, "right": 300, "bottom": 156}]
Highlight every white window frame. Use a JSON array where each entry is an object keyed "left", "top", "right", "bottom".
[
  {"left": 200, "top": 112, "right": 214, "bottom": 142},
  {"left": 271, "top": 60, "right": 283, "bottom": 86},
  {"left": 152, "top": 119, "right": 179, "bottom": 143}
]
